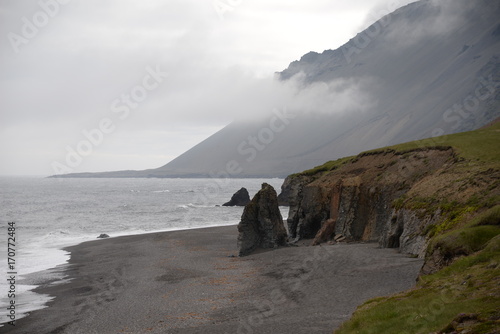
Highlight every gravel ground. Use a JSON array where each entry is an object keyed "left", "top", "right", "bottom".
[{"left": 2, "top": 225, "right": 423, "bottom": 334}]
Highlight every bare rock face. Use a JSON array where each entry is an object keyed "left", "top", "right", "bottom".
[
  {"left": 277, "top": 174, "right": 312, "bottom": 206},
  {"left": 222, "top": 187, "right": 250, "bottom": 207},
  {"left": 237, "top": 183, "right": 288, "bottom": 256},
  {"left": 286, "top": 148, "right": 456, "bottom": 257},
  {"left": 312, "top": 218, "right": 337, "bottom": 246}
]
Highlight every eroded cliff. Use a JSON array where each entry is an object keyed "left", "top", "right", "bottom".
[
  {"left": 281, "top": 123, "right": 500, "bottom": 263},
  {"left": 283, "top": 148, "right": 455, "bottom": 257}
]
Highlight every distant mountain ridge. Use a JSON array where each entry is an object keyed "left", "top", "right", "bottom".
[{"left": 53, "top": 0, "right": 500, "bottom": 178}]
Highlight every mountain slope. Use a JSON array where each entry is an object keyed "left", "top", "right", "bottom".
[{"left": 54, "top": 0, "right": 500, "bottom": 178}]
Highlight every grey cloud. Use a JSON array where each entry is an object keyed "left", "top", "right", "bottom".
[{"left": 0, "top": 0, "right": 414, "bottom": 175}]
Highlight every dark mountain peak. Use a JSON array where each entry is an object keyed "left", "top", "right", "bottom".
[{"left": 300, "top": 51, "right": 320, "bottom": 63}]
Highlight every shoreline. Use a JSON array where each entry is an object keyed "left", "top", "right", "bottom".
[
  {"left": 2, "top": 225, "right": 423, "bottom": 334},
  {"left": 1, "top": 222, "right": 246, "bottom": 327}
]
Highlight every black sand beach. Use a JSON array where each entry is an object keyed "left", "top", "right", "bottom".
[{"left": 2, "top": 226, "right": 423, "bottom": 334}]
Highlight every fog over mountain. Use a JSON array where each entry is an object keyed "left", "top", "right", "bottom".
[{"left": 56, "top": 0, "right": 500, "bottom": 178}]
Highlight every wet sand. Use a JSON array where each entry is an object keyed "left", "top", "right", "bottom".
[{"left": 2, "top": 225, "right": 423, "bottom": 334}]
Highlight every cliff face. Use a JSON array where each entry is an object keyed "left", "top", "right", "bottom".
[
  {"left": 283, "top": 119, "right": 500, "bottom": 265},
  {"left": 282, "top": 145, "right": 495, "bottom": 258}
]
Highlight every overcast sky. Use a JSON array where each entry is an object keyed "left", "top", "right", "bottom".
[{"left": 0, "top": 0, "right": 415, "bottom": 176}]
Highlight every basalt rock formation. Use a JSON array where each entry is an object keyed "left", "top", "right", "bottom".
[
  {"left": 283, "top": 147, "right": 456, "bottom": 250},
  {"left": 237, "top": 183, "right": 288, "bottom": 256},
  {"left": 222, "top": 187, "right": 251, "bottom": 207},
  {"left": 282, "top": 129, "right": 500, "bottom": 261}
]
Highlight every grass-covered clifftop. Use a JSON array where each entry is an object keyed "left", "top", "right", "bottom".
[
  {"left": 293, "top": 121, "right": 499, "bottom": 215},
  {"left": 322, "top": 123, "right": 500, "bottom": 333}
]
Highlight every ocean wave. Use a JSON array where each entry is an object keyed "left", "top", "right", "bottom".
[
  {"left": 177, "top": 203, "right": 216, "bottom": 209},
  {"left": 41, "top": 230, "right": 71, "bottom": 239}
]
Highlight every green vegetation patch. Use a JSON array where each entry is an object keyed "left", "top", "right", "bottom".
[
  {"left": 296, "top": 122, "right": 500, "bottom": 181},
  {"left": 362, "top": 123, "right": 500, "bottom": 163},
  {"left": 429, "top": 225, "right": 500, "bottom": 259},
  {"left": 470, "top": 205, "right": 500, "bottom": 226},
  {"left": 424, "top": 206, "right": 479, "bottom": 238},
  {"left": 374, "top": 122, "right": 500, "bottom": 164},
  {"left": 425, "top": 205, "right": 500, "bottom": 260},
  {"left": 295, "top": 156, "right": 353, "bottom": 177}
]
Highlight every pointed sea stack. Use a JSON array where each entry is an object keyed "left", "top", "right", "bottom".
[
  {"left": 237, "top": 183, "right": 288, "bottom": 256},
  {"left": 222, "top": 187, "right": 250, "bottom": 206}
]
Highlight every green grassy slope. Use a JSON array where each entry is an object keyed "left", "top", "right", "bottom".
[{"left": 300, "top": 121, "right": 500, "bottom": 176}]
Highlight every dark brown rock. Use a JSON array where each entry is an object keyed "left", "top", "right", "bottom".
[
  {"left": 222, "top": 187, "right": 250, "bottom": 207},
  {"left": 312, "top": 219, "right": 337, "bottom": 245},
  {"left": 312, "top": 180, "right": 342, "bottom": 245},
  {"left": 438, "top": 313, "right": 480, "bottom": 333},
  {"left": 286, "top": 148, "right": 455, "bottom": 258},
  {"left": 277, "top": 174, "right": 313, "bottom": 206},
  {"left": 420, "top": 247, "right": 449, "bottom": 276},
  {"left": 237, "top": 183, "right": 288, "bottom": 256}
]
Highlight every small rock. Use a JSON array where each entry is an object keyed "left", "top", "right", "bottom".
[
  {"left": 313, "top": 218, "right": 337, "bottom": 245},
  {"left": 223, "top": 187, "right": 251, "bottom": 207},
  {"left": 335, "top": 235, "right": 346, "bottom": 242},
  {"left": 97, "top": 234, "right": 110, "bottom": 239}
]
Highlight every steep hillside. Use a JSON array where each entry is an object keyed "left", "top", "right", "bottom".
[
  {"left": 54, "top": 0, "right": 500, "bottom": 178},
  {"left": 278, "top": 121, "right": 500, "bottom": 333}
]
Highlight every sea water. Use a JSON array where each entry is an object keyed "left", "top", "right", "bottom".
[{"left": 0, "top": 176, "right": 286, "bottom": 325}]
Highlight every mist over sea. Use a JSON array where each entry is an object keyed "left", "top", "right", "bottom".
[{"left": 0, "top": 177, "right": 286, "bottom": 325}]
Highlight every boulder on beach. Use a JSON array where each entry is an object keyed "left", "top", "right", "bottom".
[
  {"left": 237, "top": 183, "right": 288, "bottom": 256},
  {"left": 97, "top": 234, "right": 110, "bottom": 239},
  {"left": 222, "top": 187, "right": 250, "bottom": 207}
]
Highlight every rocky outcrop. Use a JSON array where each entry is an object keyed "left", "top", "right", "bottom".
[
  {"left": 277, "top": 175, "right": 313, "bottom": 206},
  {"left": 283, "top": 148, "right": 456, "bottom": 257},
  {"left": 379, "top": 208, "right": 443, "bottom": 257},
  {"left": 237, "top": 183, "right": 288, "bottom": 256},
  {"left": 279, "top": 174, "right": 329, "bottom": 239},
  {"left": 312, "top": 218, "right": 337, "bottom": 245},
  {"left": 222, "top": 187, "right": 250, "bottom": 207}
]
